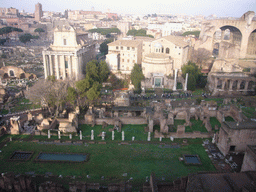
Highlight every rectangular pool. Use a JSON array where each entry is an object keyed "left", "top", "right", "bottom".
[
  {"left": 183, "top": 154, "right": 202, "bottom": 165},
  {"left": 9, "top": 151, "right": 33, "bottom": 161},
  {"left": 35, "top": 152, "right": 88, "bottom": 162}
]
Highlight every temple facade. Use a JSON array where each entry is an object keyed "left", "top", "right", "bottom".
[{"left": 42, "top": 23, "right": 96, "bottom": 80}]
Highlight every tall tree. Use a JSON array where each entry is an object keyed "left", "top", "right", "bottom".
[
  {"left": 131, "top": 64, "right": 145, "bottom": 90},
  {"left": 181, "top": 61, "right": 206, "bottom": 91},
  {"left": 99, "top": 60, "right": 110, "bottom": 83}
]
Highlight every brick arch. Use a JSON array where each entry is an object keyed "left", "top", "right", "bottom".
[
  {"left": 247, "top": 29, "right": 256, "bottom": 55},
  {"left": 3, "top": 73, "right": 8, "bottom": 79}
]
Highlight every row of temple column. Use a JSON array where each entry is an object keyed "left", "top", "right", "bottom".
[
  {"left": 214, "top": 78, "right": 254, "bottom": 91},
  {"left": 43, "top": 53, "right": 78, "bottom": 80}
]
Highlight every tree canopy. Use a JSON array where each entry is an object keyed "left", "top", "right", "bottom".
[
  {"left": 182, "top": 31, "right": 200, "bottom": 38},
  {"left": 99, "top": 38, "right": 113, "bottom": 55},
  {"left": 19, "top": 33, "right": 33, "bottom": 44},
  {"left": 131, "top": 64, "right": 145, "bottom": 90},
  {"left": 0, "top": 27, "right": 23, "bottom": 36},
  {"left": 34, "top": 28, "right": 45, "bottom": 33},
  {"left": 75, "top": 60, "right": 110, "bottom": 102},
  {"left": 127, "top": 29, "right": 154, "bottom": 38},
  {"left": 181, "top": 61, "right": 207, "bottom": 91},
  {"left": 88, "top": 28, "right": 121, "bottom": 36}
]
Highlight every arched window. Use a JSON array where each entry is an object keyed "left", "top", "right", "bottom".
[
  {"left": 9, "top": 70, "right": 14, "bottom": 77},
  {"left": 20, "top": 73, "right": 25, "bottom": 79},
  {"left": 166, "top": 48, "right": 170, "bottom": 54}
]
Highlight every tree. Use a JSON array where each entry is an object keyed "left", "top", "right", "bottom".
[
  {"left": 126, "top": 29, "right": 153, "bottom": 38},
  {"left": 99, "top": 39, "right": 113, "bottom": 55},
  {"left": 192, "top": 48, "right": 211, "bottom": 66},
  {"left": 131, "top": 64, "right": 144, "bottom": 90},
  {"left": 98, "top": 60, "right": 110, "bottom": 83},
  {"left": 182, "top": 31, "right": 200, "bottom": 38},
  {"left": 67, "top": 87, "right": 77, "bottom": 105},
  {"left": 181, "top": 61, "right": 206, "bottom": 91},
  {"left": 86, "top": 82, "right": 101, "bottom": 101},
  {"left": 34, "top": 28, "right": 45, "bottom": 35},
  {"left": 25, "top": 79, "right": 70, "bottom": 116},
  {"left": 19, "top": 33, "right": 33, "bottom": 44}
]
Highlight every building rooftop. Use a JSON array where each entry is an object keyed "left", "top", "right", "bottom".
[
  {"left": 224, "top": 120, "right": 256, "bottom": 129},
  {"left": 162, "top": 35, "right": 189, "bottom": 48},
  {"left": 108, "top": 40, "right": 142, "bottom": 47}
]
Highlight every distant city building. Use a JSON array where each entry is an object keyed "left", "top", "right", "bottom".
[
  {"left": 42, "top": 22, "right": 96, "bottom": 80},
  {"left": 106, "top": 39, "right": 142, "bottom": 75},
  {"left": 35, "top": 3, "right": 43, "bottom": 22},
  {"left": 106, "top": 35, "right": 190, "bottom": 88},
  {"left": 0, "top": 7, "right": 19, "bottom": 18}
]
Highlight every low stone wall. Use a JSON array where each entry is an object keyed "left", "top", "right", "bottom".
[
  {"left": 155, "top": 131, "right": 212, "bottom": 139},
  {"left": 80, "top": 117, "right": 147, "bottom": 125}
]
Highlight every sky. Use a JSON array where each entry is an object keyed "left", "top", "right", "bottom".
[{"left": 1, "top": 0, "right": 256, "bottom": 17}]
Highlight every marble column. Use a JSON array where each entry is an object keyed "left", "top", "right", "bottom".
[
  {"left": 55, "top": 55, "right": 60, "bottom": 79},
  {"left": 173, "top": 69, "right": 178, "bottom": 91},
  {"left": 43, "top": 52, "right": 48, "bottom": 79},
  {"left": 68, "top": 56, "right": 72, "bottom": 79},
  {"left": 184, "top": 73, "right": 188, "bottom": 91},
  {"left": 237, "top": 81, "right": 242, "bottom": 90},
  {"left": 62, "top": 55, "right": 66, "bottom": 80},
  {"left": 221, "top": 79, "right": 225, "bottom": 90},
  {"left": 74, "top": 56, "right": 79, "bottom": 80},
  {"left": 49, "top": 55, "right": 53, "bottom": 76},
  {"left": 229, "top": 80, "right": 233, "bottom": 91},
  {"left": 244, "top": 81, "right": 249, "bottom": 91},
  {"left": 214, "top": 77, "right": 218, "bottom": 89}
]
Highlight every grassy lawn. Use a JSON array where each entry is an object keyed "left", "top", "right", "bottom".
[
  {"left": 210, "top": 117, "right": 221, "bottom": 132},
  {"left": 241, "top": 106, "right": 256, "bottom": 119},
  {"left": 185, "top": 118, "right": 208, "bottom": 133},
  {"left": 79, "top": 124, "right": 148, "bottom": 141},
  {"left": 225, "top": 116, "right": 235, "bottom": 122},
  {"left": 0, "top": 138, "right": 215, "bottom": 188},
  {"left": 9, "top": 98, "right": 41, "bottom": 113},
  {"left": 168, "top": 120, "right": 186, "bottom": 132}
]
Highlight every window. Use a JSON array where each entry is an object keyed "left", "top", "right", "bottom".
[
  {"left": 229, "top": 146, "right": 236, "bottom": 152},
  {"left": 178, "top": 53, "right": 180, "bottom": 55},
  {"left": 132, "top": 47, "right": 135, "bottom": 51},
  {"left": 175, "top": 46, "right": 177, "bottom": 48},
  {"left": 127, "top": 47, "right": 130, "bottom": 50},
  {"left": 166, "top": 48, "right": 170, "bottom": 54},
  {"left": 63, "top": 39, "right": 67, "bottom": 45},
  {"left": 133, "top": 60, "right": 135, "bottom": 63},
  {"left": 121, "top": 46, "right": 123, "bottom": 50},
  {"left": 122, "top": 59, "right": 124, "bottom": 62},
  {"left": 127, "top": 59, "right": 130, "bottom": 63},
  {"left": 116, "top": 46, "right": 119, "bottom": 49}
]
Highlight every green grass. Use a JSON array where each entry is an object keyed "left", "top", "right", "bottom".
[
  {"left": 185, "top": 118, "right": 208, "bottom": 133},
  {"left": 241, "top": 106, "right": 256, "bottom": 119},
  {"left": 0, "top": 138, "right": 216, "bottom": 187},
  {"left": 210, "top": 117, "right": 221, "bottom": 132},
  {"left": 225, "top": 116, "right": 235, "bottom": 122},
  {"left": 9, "top": 98, "right": 41, "bottom": 113},
  {"left": 78, "top": 124, "right": 148, "bottom": 141}
]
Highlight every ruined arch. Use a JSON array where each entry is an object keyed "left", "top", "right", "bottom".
[
  {"left": 217, "top": 79, "right": 222, "bottom": 89},
  {"left": 247, "top": 29, "right": 256, "bottom": 55},
  {"left": 232, "top": 80, "right": 238, "bottom": 90},
  {"left": 240, "top": 81, "right": 246, "bottom": 89},
  {"left": 219, "top": 26, "right": 242, "bottom": 45},
  {"left": 3, "top": 73, "right": 8, "bottom": 79},
  {"left": 20, "top": 73, "right": 25, "bottom": 79},
  {"left": 248, "top": 81, "right": 254, "bottom": 90}
]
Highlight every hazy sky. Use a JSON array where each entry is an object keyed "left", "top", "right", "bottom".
[{"left": 1, "top": 0, "right": 256, "bottom": 17}]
